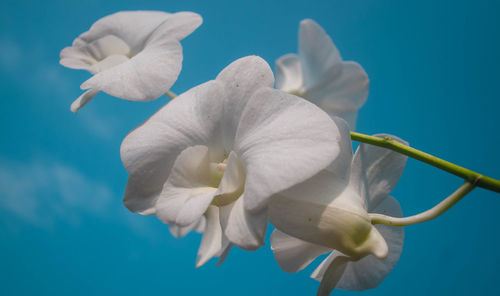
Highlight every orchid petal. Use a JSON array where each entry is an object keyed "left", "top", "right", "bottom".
[
  {"left": 235, "top": 87, "right": 342, "bottom": 212},
  {"left": 70, "top": 89, "right": 99, "bottom": 113},
  {"left": 270, "top": 229, "right": 331, "bottom": 273},
  {"left": 194, "top": 216, "right": 206, "bottom": 233},
  {"left": 215, "top": 56, "right": 275, "bottom": 151},
  {"left": 306, "top": 62, "right": 369, "bottom": 129},
  {"left": 75, "top": 11, "right": 172, "bottom": 52},
  {"left": 145, "top": 12, "right": 203, "bottom": 41},
  {"left": 313, "top": 254, "right": 350, "bottom": 296},
  {"left": 275, "top": 54, "right": 303, "bottom": 92},
  {"left": 155, "top": 146, "right": 217, "bottom": 226},
  {"left": 219, "top": 196, "right": 267, "bottom": 250},
  {"left": 299, "top": 19, "right": 342, "bottom": 89},
  {"left": 60, "top": 47, "right": 96, "bottom": 71},
  {"left": 311, "top": 252, "right": 334, "bottom": 281},
  {"left": 325, "top": 116, "right": 353, "bottom": 181},
  {"left": 350, "top": 134, "right": 408, "bottom": 208},
  {"left": 196, "top": 206, "right": 223, "bottom": 268},
  {"left": 88, "top": 54, "right": 130, "bottom": 74},
  {"left": 61, "top": 35, "right": 130, "bottom": 72},
  {"left": 169, "top": 216, "right": 205, "bottom": 238},
  {"left": 216, "top": 242, "right": 233, "bottom": 267},
  {"left": 81, "top": 38, "right": 182, "bottom": 101},
  {"left": 121, "top": 81, "right": 224, "bottom": 214}
]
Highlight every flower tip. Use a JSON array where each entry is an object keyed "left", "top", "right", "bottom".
[
  {"left": 195, "top": 256, "right": 206, "bottom": 269},
  {"left": 70, "top": 89, "right": 99, "bottom": 114},
  {"left": 70, "top": 101, "right": 80, "bottom": 114},
  {"left": 364, "top": 227, "right": 389, "bottom": 260},
  {"left": 186, "top": 11, "right": 203, "bottom": 26},
  {"left": 299, "top": 18, "right": 321, "bottom": 30},
  {"left": 300, "top": 18, "right": 316, "bottom": 26},
  {"left": 372, "top": 241, "right": 389, "bottom": 260}
]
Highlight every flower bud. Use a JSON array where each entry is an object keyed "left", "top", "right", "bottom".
[{"left": 269, "top": 183, "right": 388, "bottom": 260}]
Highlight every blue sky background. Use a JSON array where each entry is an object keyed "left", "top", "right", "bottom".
[{"left": 1, "top": 0, "right": 499, "bottom": 295}]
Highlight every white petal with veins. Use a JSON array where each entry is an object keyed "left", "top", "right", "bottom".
[{"left": 275, "top": 19, "right": 369, "bottom": 129}]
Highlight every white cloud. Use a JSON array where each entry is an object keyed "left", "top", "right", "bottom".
[
  {"left": 0, "top": 37, "right": 119, "bottom": 140},
  {"left": 0, "top": 39, "right": 21, "bottom": 70},
  {"left": 0, "top": 159, "right": 166, "bottom": 239},
  {"left": 0, "top": 159, "right": 113, "bottom": 229}
]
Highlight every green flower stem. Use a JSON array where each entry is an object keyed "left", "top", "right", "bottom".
[
  {"left": 165, "top": 90, "right": 177, "bottom": 99},
  {"left": 350, "top": 131, "right": 500, "bottom": 193},
  {"left": 369, "top": 181, "right": 475, "bottom": 226}
]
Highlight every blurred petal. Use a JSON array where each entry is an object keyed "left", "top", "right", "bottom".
[
  {"left": 71, "top": 34, "right": 130, "bottom": 65},
  {"left": 312, "top": 254, "right": 350, "bottom": 296},
  {"left": 271, "top": 229, "right": 330, "bottom": 273},
  {"left": 306, "top": 62, "right": 369, "bottom": 129},
  {"left": 81, "top": 39, "right": 182, "bottom": 101},
  {"left": 88, "top": 54, "right": 129, "bottom": 74},
  {"left": 155, "top": 146, "right": 216, "bottom": 226},
  {"left": 70, "top": 89, "right": 99, "bottom": 113},
  {"left": 219, "top": 196, "right": 267, "bottom": 250},
  {"left": 194, "top": 216, "right": 206, "bottom": 233},
  {"left": 146, "top": 11, "right": 202, "bottom": 41},
  {"left": 75, "top": 11, "right": 171, "bottom": 52},
  {"left": 326, "top": 196, "right": 404, "bottom": 291},
  {"left": 299, "top": 19, "right": 342, "bottom": 88},
  {"left": 311, "top": 252, "right": 334, "bottom": 281},
  {"left": 216, "top": 242, "right": 233, "bottom": 267},
  {"left": 169, "top": 217, "right": 205, "bottom": 238},
  {"left": 196, "top": 206, "right": 223, "bottom": 268},
  {"left": 60, "top": 46, "right": 96, "bottom": 70},
  {"left": 235, "top": 87, "right": 342, "bottom": 212},
  {"left": 121, "top": 81, "right": 224, "bottom": 214},
  {"left": 350, "top": 134, "right": 408, "bottom": 208},
  {"left": 275, "top": 54, "right": 303, "bottom": 92},
  {"left": 215, "top": 56, "right": 274, "bottom": 151}
]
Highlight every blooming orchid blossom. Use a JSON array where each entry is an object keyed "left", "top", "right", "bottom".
[
  {"left": 269, "top": 128, "right": 407, "bottom": 295},
  {"left": 120, "top": 56, "right": 345, "bottom": 266},
  {"left": 60, "top": 11, "right": 202, "bottom": 113},
  {"left": 275, "top": 19, "right": 369, "bottom": 129}
]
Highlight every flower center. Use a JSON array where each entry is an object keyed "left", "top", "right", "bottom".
[
  {"left": 210, "top": 152, "right": 245, "bottom": 207},
  {"left": 209, "top": 159, "right": 228, "bottom": 186},
  {"left": 85, "top": 35, "right": 131, "bottom": 74},
  {"left": 287, "top": 87, "right": 307, "bottom": 98}
]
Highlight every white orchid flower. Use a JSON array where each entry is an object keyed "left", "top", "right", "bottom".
[
  {"left": 269, "top": 127, "right": 407, "bottom": 295},
  {"left": 60, "top": 11, "right": 202, "bottom": 113},
  {"left": 275, "top": 19, "right": 369, "bottom": 129},
  {"left": 120, "top": 56, "right": 345, "bottom": 266}
]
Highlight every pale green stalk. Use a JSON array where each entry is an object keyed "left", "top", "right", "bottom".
[
  {"left": 165, "top": 90, "right": 177, "bottom": 99},
  {"left": 369, "top": 181, "right": 475, "bottom": 226}
]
